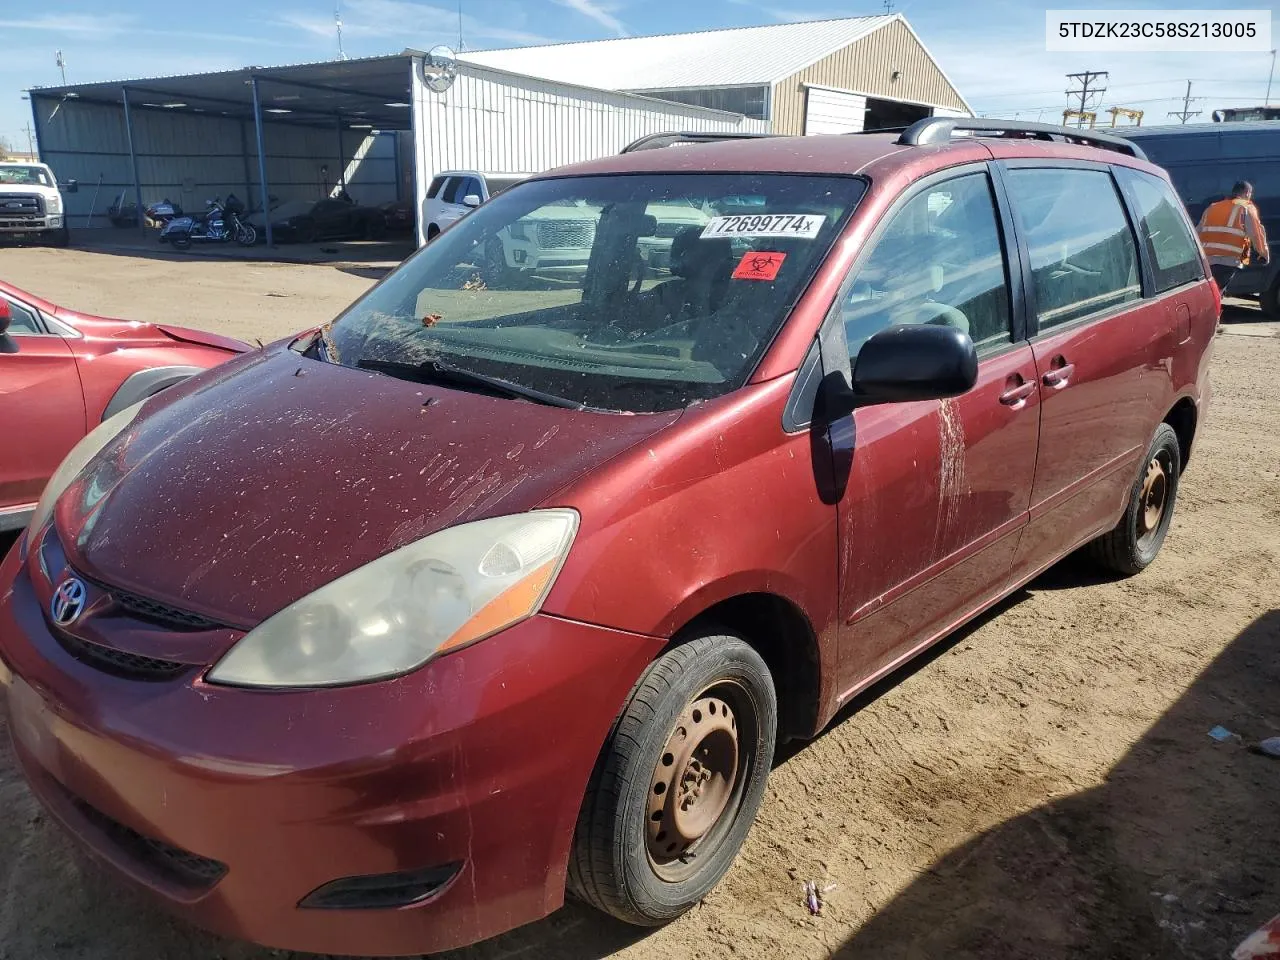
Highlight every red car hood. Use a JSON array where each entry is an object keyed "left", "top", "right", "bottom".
[{"left": 59, "top": 347, "right": 679, "bottom": 628}]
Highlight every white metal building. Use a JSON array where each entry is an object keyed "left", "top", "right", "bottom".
[
  {"left": 462, "top": 15, "right": 973, "bottom": 136},
  {"left": 27, "top": 52, "right": 767, "bottom": 246}
]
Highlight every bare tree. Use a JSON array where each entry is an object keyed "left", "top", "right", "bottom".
[{"left": 0, "top": 135, "right": 13, "bottom": 156}]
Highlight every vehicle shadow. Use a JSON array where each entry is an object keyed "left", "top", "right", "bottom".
[
  {"left": 833, "top": 608, "right": 1280, "bottom": 960},
  {"left": 61, "top": 230, "right": 413, "bottom": 268}
]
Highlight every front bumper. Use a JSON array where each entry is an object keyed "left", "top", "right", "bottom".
[
  {"left": 0, "top": 538, "right": 662, "bottom": 955},
  {"left": 0, "top": 215, "right": 62, "bottom": 234}
]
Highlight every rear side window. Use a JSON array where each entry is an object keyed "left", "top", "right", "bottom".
[
  {"left": 441, "top": 178, "right": 464, "bottom": 204},
  {"left": 426, "top": 177, "right": 446, "bottom": 200},
  {"left": 1117, "top": 168, "right": 1204, "bottom": 293},
  {"left": 842, "top": 172, "right": 1013, "bottom": 359},
  {"left": 1006, "top": 167, "right": 1140, "bottom": 330}
]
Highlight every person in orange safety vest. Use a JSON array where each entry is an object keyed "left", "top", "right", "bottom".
[{"left": 1197, "top": 180, "right": 1270, "bottom": 294}]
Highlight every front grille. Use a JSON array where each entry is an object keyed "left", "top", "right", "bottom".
[
  {"left": 79, "top": 572, "right": 225, "bottom": 632},
  {"left": 0, "top": 194, "right": 43, "bottom": 216},
  {"left": 656, "top": 221, "right": 694, "bottom": 239},
  {"left": 54, "top": 631, "right": 190, "bottom": 681},
  {"left": 72, "top": 797, "right": 228, "bottom": 889},
  {"left": 536, "top": 219, "right": 595, "bottom": 248}
]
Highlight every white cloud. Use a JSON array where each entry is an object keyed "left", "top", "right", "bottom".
[
  {"left": 276, "top": 0, "right": 553, "bottom": 47},
  {"left": 552, "top": 0, "right": 628, "bottom": 38},
  {"left": 727, "top": 0, "right": 849, "bottom": 25}
]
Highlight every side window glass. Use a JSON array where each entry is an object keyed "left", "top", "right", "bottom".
[
  {"left": 2, "top": 297, "right": 43, "bottom": 334},
  {"left": 464, "top": 178, "right": 483, "bottom": 200},
  {"left": 842, "top": 172, "right": 1013, "bottom": 361},
  {"left": 1006, "top": 168, "right": 1140, "bottom": 330},
  {"left": 426, "top": 177, "right": 445, "bottom": 200},
  {"left": 1117, "top": 168, "right": 1205, "bottom": 292},
  {"left": 441, "top": 178, "right": 463, "bottom": 204}
]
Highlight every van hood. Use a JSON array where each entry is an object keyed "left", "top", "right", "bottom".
[{"left": 60, "top": 346, "right": 679, "bottom": 628}]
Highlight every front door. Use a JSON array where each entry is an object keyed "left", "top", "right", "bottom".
[
  {"left": 0, "top": 294, "right": 86, "bottom": 514},
  {"left": 997, "top": 164, "right": 1158, "bottom": 580},
  {"left": 832, "top": 168, "right": 1041, "bottom": 697}
]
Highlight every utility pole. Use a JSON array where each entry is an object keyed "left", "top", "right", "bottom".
[
  {"left": 1168, "top": 80, "right": 1201, "bottom": 123},
  {"left": 55, "top": 50, "right": 66, "bottom": 85},
  {"left": 335, "top": 2, "right": 347, "bottom": 60},
  {"left": 1267, "top": 49, "right": 1276, "bottom": 106},
  {"left": 458, "top": 0, "right": 465, "bottom": 51},
  {"left": 23, "top": 122, "right": 35, "bottom": 156},
  {"left": 1065, "top": 71, "right": 1108, "bottom": 127}
]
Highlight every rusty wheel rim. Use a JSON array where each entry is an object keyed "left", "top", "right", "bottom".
[
  {"left": 1138, "top": 454, "right": 1169, "bottom": 545},
  {"left": 646, "top": 687, "right": 742, "bottom": 880}
]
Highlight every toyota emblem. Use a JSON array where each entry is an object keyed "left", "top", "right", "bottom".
[{"left": 50, "top": 577, "right": 87, "bottom": 626}]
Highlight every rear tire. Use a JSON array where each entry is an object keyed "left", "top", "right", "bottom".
[
  {"left": 1262, "top": 275, "right": 1280, "bottom": 319},
  {"left": 172, "top": 233, "right": 192, "bottom": 250},
  {"left": 568, "top": 632, "right": 777, "bottom": 927},
  {"left": 1087, "top": 422, "right": 1181, "bottom": 575}
]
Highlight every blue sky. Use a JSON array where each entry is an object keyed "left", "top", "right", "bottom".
[{"left": 2, "top": 0, "right": 1277, "bottom": 151}]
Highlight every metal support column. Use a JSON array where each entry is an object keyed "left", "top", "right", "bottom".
[
  {"left": 334, "top": 116, "right": 345, "bottom": 196},
  {"left": 250, "top": 76, "right": 273, "bottom": 247},
  {"left": 120, "top": 87, "right": 146, "bottom": 236}
]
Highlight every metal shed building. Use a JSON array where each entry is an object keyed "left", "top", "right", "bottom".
[
  {"left": 26, "top": 51, "right": 767, "bottom": 246},
  {"left": 461, "top": 15, "right": 973, "bottom": 136}
]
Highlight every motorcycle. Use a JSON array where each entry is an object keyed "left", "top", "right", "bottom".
[
  {"left": 159, "top": 194, "right": 257, "bottom": 249},
  {"left": 144, "top": 199, "right": 184, "bottom": 228}
]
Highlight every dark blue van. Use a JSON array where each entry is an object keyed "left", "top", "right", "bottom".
[{"left": 1120, "top": 122, "right": 1279, "bottom": 315}]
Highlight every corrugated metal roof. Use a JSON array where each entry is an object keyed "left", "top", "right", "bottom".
[
  {"left": 1118, "top": 120, "right": 1280, "bottom": 136},
  {"left": 460, "top": 15, "right": 896, "bottom": 90}
]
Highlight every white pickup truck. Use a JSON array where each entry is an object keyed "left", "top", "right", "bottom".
[{"left": 0, "top": 160, "right": 76, "bottom": 246}]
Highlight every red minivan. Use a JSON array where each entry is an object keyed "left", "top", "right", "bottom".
[{"left": 0, "top": 120, "right": 1216, "bottom": 956}]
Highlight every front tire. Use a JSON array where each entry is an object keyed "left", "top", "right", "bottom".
[
  {"left": 235, "top": 223, "right": 257, "bottom": 246},
  {"left": 568, "top": 632, "right": 777, "bottom": 926},
  {"left": 1087, "top": 422, "right": 1181, "bottom": 575}
]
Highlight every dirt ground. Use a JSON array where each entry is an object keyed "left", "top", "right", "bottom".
[{"left": 2, "top": 247, "right": 1279, "bottom": 960}]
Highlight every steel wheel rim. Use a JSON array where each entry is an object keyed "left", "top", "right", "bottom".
[
  {"left": 1138, "top": 452, "right": 1171, "bottom": 547},
  {"left": 645, "top": 680, "right": 754, "bottom": 883}
]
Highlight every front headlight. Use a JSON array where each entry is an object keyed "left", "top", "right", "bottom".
[
  {"left": 47, "top": 193, "right": 63, "bottom": 214},
  {"left": 26, "top": 402, "right": 143, "bottom": 537},
  {"left": 207, "top": 509, "right": 579, "bottom": 688}
]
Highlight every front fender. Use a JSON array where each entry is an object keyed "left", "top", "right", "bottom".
[{"left": 101, "top": 365, "right": 204, "bottom": 421}]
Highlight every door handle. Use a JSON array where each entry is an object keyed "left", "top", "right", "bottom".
[
  {"left": 999, "top": 381, "right": 1037, "bottom": 406},
  {"left": 1043, "top": 363, "right": 1075, "bottom": 388}
]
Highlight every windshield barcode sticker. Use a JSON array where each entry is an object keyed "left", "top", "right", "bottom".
[{"left": 700, "top": 214, "right": 827, "bottom": 240}]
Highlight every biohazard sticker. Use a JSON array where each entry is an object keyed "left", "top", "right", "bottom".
[
  {"left": 732, "top": 252, "right": 787, "bottom": 281},
  {"left": 701, "top": 214, "right": 826, "bottom": 239}
]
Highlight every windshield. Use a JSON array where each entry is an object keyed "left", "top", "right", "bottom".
[
  {"left": 324, "top": 173, "right": 865, "bottom": 412},
  {"left": 0, "top": 165, "right": 52, "bottom": 187}
]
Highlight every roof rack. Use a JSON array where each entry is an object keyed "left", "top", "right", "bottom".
[
  {"left": 620, "top": 131, "right": 779, "bottom": 153},
  {"left": 896, "top": 118, "right": 1148, "bottom": 161}
]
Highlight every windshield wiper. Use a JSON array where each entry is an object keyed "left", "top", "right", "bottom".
[{"left": 357, "top": 357, "right": 586, "bottom": 410}]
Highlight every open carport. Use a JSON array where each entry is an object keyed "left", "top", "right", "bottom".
[{"left": 27, "top": 52, "right": 767, "bottom": 250}]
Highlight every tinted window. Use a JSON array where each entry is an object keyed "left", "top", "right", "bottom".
[
  {"left": 1006, "top": 168, "right": 1140, "bottom": 329},
  {"left": 461, "top": 178, "right": 484, "bottom": 201},
  {"left": 2, "top": 296, "right": 43, "bottom": 334},
  {"left": 426, "top": 176, "right": 446, "bottom": 200},
  {"left": 325, "top": 173, "right": 865, "bottom": 412},
  {"left": 441, "top": 177, "right": 463, "bottom": 204},
  {"left": 1117, "top": 168, "right": 1204, "bottom": 292},
  {"left": 485, "top": 176, "right": 525, "bottom": 197},
  {"left": 842, "top": 173, "right": 1012, "bottom": 360}
]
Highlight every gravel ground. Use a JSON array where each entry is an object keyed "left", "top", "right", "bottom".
[{"left": 2, "top": 246, "right": 1279, "bottom": 960}]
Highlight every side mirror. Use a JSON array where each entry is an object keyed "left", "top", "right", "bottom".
[
  {"left": 852, "top": 324, "right": 978, "bottom": 405},
  {"left": 63, "top": 179, "right": 79, "bottom": 194},
  {"left": 462, "top": 193, "right": 482, "bottom": 208},
  {"left": 0, "top": 298, "right": 11, "bottom": 336}
]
